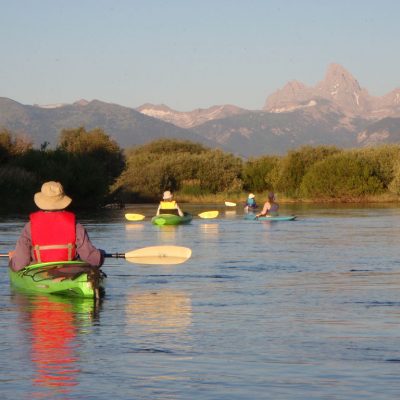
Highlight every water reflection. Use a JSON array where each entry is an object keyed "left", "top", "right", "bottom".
[
  {"left": 125, "top": 289, "right": 192, "bottom": 353},
  {"left": 155, "top": 225, "right": 178, "bottom": 241},
  {"left": 199, "top": 223, "right": 220, "bottom": 237},
  {"left": 124, "top": 223, "right": 145, "bottom": 231},
  {"left": 125, "top": 289, "right": 191, "bottom": 334},
  {"left": 224, "top": 210, "right": 237, "bottom": 218},
  {"left": 11, "top": 291, "right": 100, "bottom": 399}
]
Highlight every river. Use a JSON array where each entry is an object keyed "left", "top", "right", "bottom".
[{"left": 1, "top": 203, "right": 400, "bottom": 399}]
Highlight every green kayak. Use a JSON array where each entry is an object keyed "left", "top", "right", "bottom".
[
  {"left": 9, "top": 261, "right": 106, "bottom": 299},
  {"left": 151, "top": 212, "right": 193, "bottom": 226}
]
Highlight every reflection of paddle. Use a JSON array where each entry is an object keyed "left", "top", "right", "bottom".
[
  {"left": 225, "top": 201, "right": 236, "bottom": 207},
  {"left": 105, "top": 245, "right": 192, "bottom": 265},
  {"left": 125, "top": 211, "right": 218, "bottom": 221},
  {"left": 2, "top": 246, "right": 192, "bottom": 265}
]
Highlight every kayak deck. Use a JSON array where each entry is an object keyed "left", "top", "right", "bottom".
[
  {"left": 244, "top": 214, "right": 296, "bottom": 221},
  {"left": 9, "top": 261, "right": 106, "bottom": 299},
  {"left": 151, "top": 212, "right": 193, "bottom": 226}
]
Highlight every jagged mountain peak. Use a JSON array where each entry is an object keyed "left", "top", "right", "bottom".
[
  {"left": 73, "top": 99, "right": 90, "bottom": 106},
  {"left": 137, "top": 103, "right": 172, "bottom": 112},
  {"left": 324, "top": 63, "right": 358, "bottom": 83},
  {"left": 264, "top": 63, "right": 372, "bottom": 115},
  {"left": 317, "top": 63, "right": 364, "bottom": 97}
]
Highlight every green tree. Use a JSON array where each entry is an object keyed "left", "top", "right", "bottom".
[
  {"left": 0, "top": 129, "right": 32, "bottom": 164},
  {"left": 300, "top": 152, "right": 384, "bottom": 199},
  {"left": 58, "top": 127, "right": 125, "bottom": 183},
  {"left": 353, "top": 145, "right": 400, "bottom": 189},
  {"left": 242, "top": 155, "right": 280, "bottom": 192},
  {"left": 275, "top": 145, "right": 341, "bottom": 197},
  {"left": 112, "top": 140, "right": 243, "bottom": 201},
  {"left": 196, "top": 150, "right": 243, "bottom": 193},
  {"left": 0, "top": 166, "right": 38, "bottom": 211}
]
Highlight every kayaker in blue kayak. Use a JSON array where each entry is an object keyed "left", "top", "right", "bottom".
[
  {"left": 256, "top": 192, "right": 279, "bottom": 218},
  {"left": 156, "top": 191, "right": 184, "bottom": 217},
  {"left": 244, "top": 193, "right": 257, "bottom": 212},
  {"left": 9, "top": 181, "right": 105, "bottom": 271}
]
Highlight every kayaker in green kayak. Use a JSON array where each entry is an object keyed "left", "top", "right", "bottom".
[
  {"left": 9, "top": 181, "right": 105, "bottom": 272},
  {"left": 256, "top": 192, "right": 279, "bottom": 218},
  {"left": 156, "top": 191, "right": 184, "bottom": 217}
]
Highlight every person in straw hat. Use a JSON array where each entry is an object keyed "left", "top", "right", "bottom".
[
  {"left": 9, "top": 181, "right": 105, "bottom": 271},
  {"left": 156, "top": 190, "right": 184, "bottom": 217},
  {"left": 244, "top": 193, "right": 257, "bottom": 213}
]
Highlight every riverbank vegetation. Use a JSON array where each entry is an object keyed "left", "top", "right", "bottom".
[{"left": 1, "top": 127, "right": 400, "bottom": 211}]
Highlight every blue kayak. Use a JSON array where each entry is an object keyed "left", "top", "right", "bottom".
[{"left": 244, "top": 214, "right": 296, "bottom": 221}]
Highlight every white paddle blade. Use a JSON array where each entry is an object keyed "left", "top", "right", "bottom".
[
  {"left": 125, "top": 213, "right": 146, "bottom": 221},
  {"left": 224, "top": 201, "right": 236, "bottom": 207},
  {"left": 124, "top": 246, "right": 192, "bottom": 265},
  {"left": 198, "top": 211, "right": 219, "bottom": 219}
]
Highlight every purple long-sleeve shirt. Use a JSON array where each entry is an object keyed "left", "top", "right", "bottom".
[{"left": 10, "top": 222, "right": 105, "bottom": 271}]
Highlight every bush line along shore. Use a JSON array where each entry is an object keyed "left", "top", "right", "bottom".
[{"left": 2, "top": 127, "right": 400, "bottom": 211}]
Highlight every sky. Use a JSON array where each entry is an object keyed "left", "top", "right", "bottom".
[{"left": 1, "top": 0, "right": 399, "bottom": 111}]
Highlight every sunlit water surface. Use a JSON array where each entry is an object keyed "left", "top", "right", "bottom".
[{"left": 1, "top": 203, "right": 400, "bottom": 399}]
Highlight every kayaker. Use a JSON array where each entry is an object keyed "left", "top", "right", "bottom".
[
  {"left": 244, "top": 193, "right": 257, "bottom": 212},
  {"left": 256, "top": 192, "right": 279, "bottom": 218},
  {"left": 9, "top": 181, "right": 105, "bottom": 272},
  {"left": 156, "top": 191, "right": 184, "bottom": 217}
]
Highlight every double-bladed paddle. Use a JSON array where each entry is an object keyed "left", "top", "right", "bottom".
[
  {"left": 125, "top": 211, "right": 219, "bottom": 221},
  {"left": 1, "top": 245, "right": 192, "bottom": 265}
]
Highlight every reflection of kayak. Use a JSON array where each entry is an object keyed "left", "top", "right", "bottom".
[
  {"left": 244, "top": 214, "right": 296, "bottom": 221},
  {"left": 9, "top": 261, "right": 106, "bottom": 298},
  {"left": 151, "top": 212, "right": 193, "bottom": 226}
]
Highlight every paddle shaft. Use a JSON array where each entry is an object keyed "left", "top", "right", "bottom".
[
  {"left": 0, "top": 253, "right": 128, "bottom": 259},
  {"left": 105, "top": 253, "right": 126, "bottom": 259}
]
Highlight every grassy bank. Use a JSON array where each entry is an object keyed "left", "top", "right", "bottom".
[{"left": 175, "top": 191, "right": 400, "bottom": 205}]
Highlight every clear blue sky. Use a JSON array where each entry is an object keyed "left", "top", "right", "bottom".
[{"left": 1, "top": 0, "right": 399, "bottom": 111}]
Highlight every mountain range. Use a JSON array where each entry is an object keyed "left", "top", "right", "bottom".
[{"left": 1, "top": 63, "right": 399, "bottom": 157}]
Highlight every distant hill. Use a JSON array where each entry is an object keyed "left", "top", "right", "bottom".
[
  {"left": 0, "top": 98, "right": 216, "bottom": 149},
  {"left": 136, "top": 103, "right": 248, "bottom": 128},
  {"left": 190, "top": 101, "right": 365, "bottom": 156},
  {"left": 357, "top": 117, "right": 400, "bottom": 146},
  {"left": 1, "top": 63, "right": 400, "bottom": 157}
]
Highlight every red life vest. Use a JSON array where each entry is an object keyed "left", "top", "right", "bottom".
[{"left": 30, "top": 211, "right": 76, "bottom": 263}]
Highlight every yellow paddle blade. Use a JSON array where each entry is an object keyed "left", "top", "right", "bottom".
[
  {"left": 225, "top": 201, "right": 236, "bottom": 207},
  {"left": 125, "top": 213, "right": 146, "bottom": 221},
  {"left": 198, "top": 211, "right": 219, "bottom": 219},
  {"left": 124, "top": 245, "right": 192, "bottom": 265}
]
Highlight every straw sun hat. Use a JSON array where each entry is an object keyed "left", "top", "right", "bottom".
[
  {"left": 34, "top": 181, "right": 72, "bottom": 210},
  {"left": 163, "top": 190, "right": 173, "bottom": 200}
]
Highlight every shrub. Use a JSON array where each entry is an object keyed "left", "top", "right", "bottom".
[
  {"left": 275, "top": 145, "right": 341, "bottom": 197},
  {"left": 300, "top": 152, "right": 385, "bottom": 199}
]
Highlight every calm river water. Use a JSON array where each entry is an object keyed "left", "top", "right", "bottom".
[{"left": 1, "top": 203, "right": 400, "bottom": 399}]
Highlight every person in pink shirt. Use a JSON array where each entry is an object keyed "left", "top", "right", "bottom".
[{"left": 9, "top": 181, "right": 104, "bottom": 272}]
